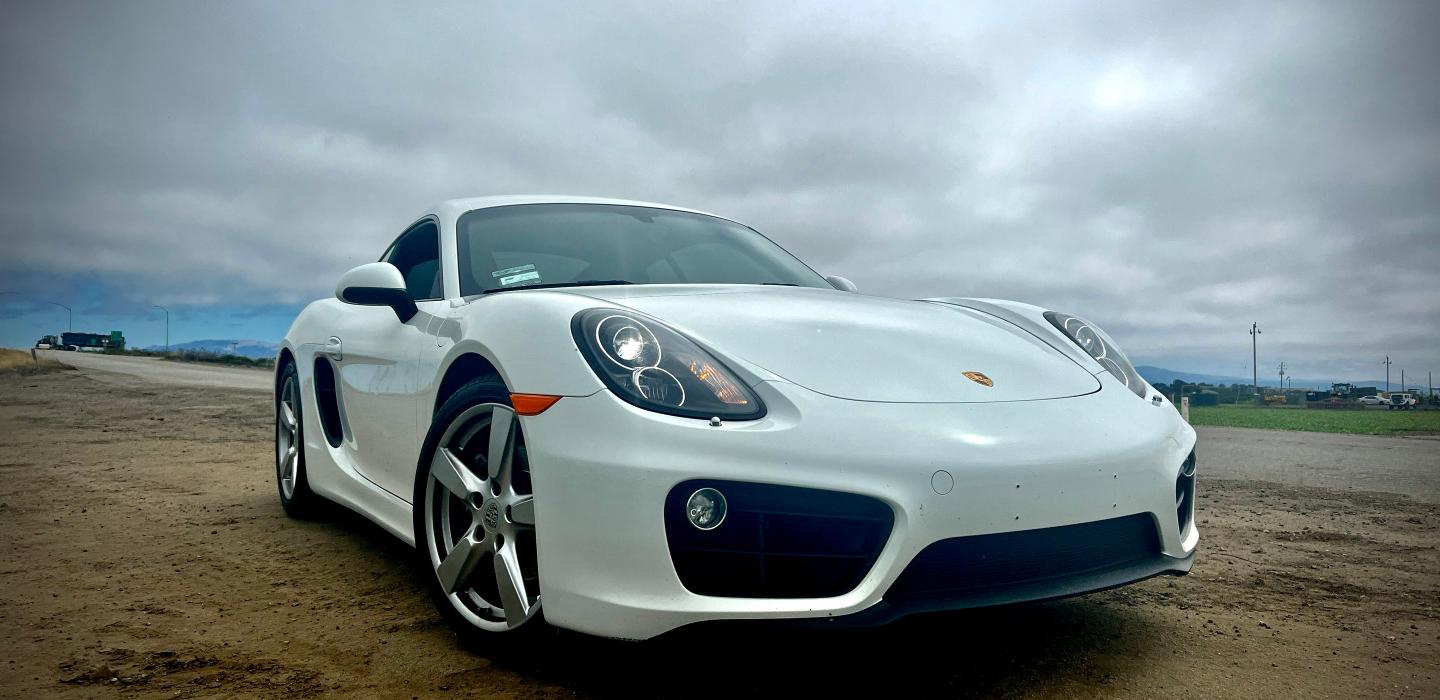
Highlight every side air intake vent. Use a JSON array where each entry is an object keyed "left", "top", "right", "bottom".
[
  {"left": 312, "top": 358, "right": 344, "bottom": 448},
  {"left": 1176, "top": 450, "right": 1196, "bottom": 534}
]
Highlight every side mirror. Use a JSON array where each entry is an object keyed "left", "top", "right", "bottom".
[
  {"left": 825, "top": 275, "right": 858, "bottom": 293},
  {"left": 336, "top": 262, "right": 418, "bottom": 322}
]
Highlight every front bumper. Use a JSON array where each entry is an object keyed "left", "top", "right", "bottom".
[{"left": 521, "top": 373, "right": 1199, "bottom": 640}]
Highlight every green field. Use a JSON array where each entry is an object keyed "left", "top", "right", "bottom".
[{"left": 1187, "top": 404, "right": 1440, "bottom": 436}]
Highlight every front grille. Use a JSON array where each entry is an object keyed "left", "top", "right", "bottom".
[
  {"left": 665, "top": 480, "right": 893, "bottom": 598},
  {"left": 886, "top": 514, "right": 1160, "bottom": 600}
]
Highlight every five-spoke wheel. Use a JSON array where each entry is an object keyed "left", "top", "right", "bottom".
[
  {"left": 275, "top": 361, "right": 317, "bottom": 516},
  {"left": 277, "top": 377, "right": 301, "bottom": 498},
  {"left": 420, "top": 385, "right": 541, "bottom": 634}
]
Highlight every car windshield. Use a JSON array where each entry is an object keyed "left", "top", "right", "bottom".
[{"left": 455, "top": 204, "right": 831, "bottom": 295}]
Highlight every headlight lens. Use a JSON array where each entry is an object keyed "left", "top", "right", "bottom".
[
  {"left": 1044, "top": 311, "right": 1148, "bottom": 398},
  {"left": 573, "top": 309, "right": 766, "bottom": 420}
]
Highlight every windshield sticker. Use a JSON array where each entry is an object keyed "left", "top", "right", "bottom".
[
  {"left": 492, "top": 264, "right": 535, "bottom": 278},
  {"left": 493, "top": 264, "right": 540, "bottom": 286}
]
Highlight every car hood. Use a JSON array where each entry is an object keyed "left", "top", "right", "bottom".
[{"left": 575, "top": 286, "right": 1100, "bottom": 403}]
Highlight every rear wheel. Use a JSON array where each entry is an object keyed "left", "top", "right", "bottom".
[
  {"left": 414, "top": 377, "right": 543, "bottom": 637},
  {"left": 276, "top": 362, "right": 319, "bottom": 517}
]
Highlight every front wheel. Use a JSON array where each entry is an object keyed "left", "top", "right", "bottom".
[
  {"left": 414, "top": 377, "right": 544, "bottom": 638},
  {"left": 276, "top": 362, "right": 319, "bottom": 517}
]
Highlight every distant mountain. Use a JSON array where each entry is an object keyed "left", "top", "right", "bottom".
[
  {"left": 1136, "top": 365, "right": 1392, "bottom": 390},
  {"left": 1136, "top": 366, "right": 1251, "bottom": 387},
  {"left": 146, "top": 339, "right": 279, "bottom": 359}
]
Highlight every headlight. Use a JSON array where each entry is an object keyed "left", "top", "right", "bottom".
[
  {"left": 1044, "top": 311, "right": 1147, "bottom": 398},
  {"left": 572, "top": 309, "right": 766, "bottom": 420}
]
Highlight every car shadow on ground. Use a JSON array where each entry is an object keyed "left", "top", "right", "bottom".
[
  {"left": 482, "top": 601, "right": 1162, "bottom": 697},
  {"left": 309, "top": 501, "right": 1165, "bottom": 698}
]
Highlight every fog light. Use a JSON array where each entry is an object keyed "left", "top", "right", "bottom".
[{"left": 686, "top": 488, "right": 727, "bottom": 530}]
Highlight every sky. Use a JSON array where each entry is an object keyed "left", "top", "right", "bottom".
[{"left": 1, "top": 1, "right": 1436, "bottom": 383}]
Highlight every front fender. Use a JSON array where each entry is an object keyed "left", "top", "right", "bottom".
[{"left": 433, "top": 291, "right": 613, "bottom": 399}]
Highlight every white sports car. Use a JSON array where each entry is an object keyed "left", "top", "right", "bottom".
[{"left": 275, "top": 195, "right": 1198, "bottom": 641}]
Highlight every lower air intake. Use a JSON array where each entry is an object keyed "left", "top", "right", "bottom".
[
  {"left": 886, "top": 513, "right": 1161, "bottom": 600},
  {"left": 665, "top": 480, "right": 893, "bottom": 598}
]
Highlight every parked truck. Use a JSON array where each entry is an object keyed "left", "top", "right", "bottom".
[{"left": 36, "top": 331, "right": 125, "bottom": 351}]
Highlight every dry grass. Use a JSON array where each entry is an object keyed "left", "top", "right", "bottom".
[{"left": 0, "top": 348, "right": 66, "bottom": 372}]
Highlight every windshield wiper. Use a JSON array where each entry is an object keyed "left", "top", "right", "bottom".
[
  {"left": 762, "top": 282, "right": 800, "bottom": 286},
  {"left": 480, "top": 279, "right": 634, "bottom": 294}
]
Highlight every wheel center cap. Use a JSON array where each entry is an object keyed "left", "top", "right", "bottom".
[{"left": 480, "top": 498, "right": 503, "bottom": 533}]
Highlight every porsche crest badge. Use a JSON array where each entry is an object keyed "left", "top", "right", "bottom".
[{"left": 963, "top": 371, "right": 993, "bottom": 387}]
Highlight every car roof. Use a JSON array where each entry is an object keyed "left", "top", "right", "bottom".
[{"left": 427, "top": 195, "right": 738, "bottom": 226}]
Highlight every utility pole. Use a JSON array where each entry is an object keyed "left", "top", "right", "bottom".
[
  {"left": 1277, "top": 361, "right": 1287, "bottom": 392},
  {"left": 1250, "top": 323, "right": 1261, "bottom": 396},
  {"left": 1401, "top": 369, "right": 1405, "bottom": 393},
  {"left": 1384, "top": 356, "right": 1392, "bottom": 392},
  {"left": 152, "top": 305, "right": 169, "bottom": 351}
]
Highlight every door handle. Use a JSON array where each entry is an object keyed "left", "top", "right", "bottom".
[{"left": 324, "top": 336, "right": 343, "bottom": 362}]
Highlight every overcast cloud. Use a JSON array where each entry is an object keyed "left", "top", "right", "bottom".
[{"left": 1, "top": 1, "right": 1436, "bottom": 380}]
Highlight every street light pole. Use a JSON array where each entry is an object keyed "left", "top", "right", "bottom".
[
  {"left": 152, "top": 305, "right": 169, "bottom": 351},
  {"left": 1250, "top": 323, "right": 1261, "bottom": 397},
  {"left": 44, "top": 301, "right": 72, "bottom": 332}
]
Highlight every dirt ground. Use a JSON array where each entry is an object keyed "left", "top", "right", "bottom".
[{"left": 1, "top": 366, "right": 1437, "bottom": 698}]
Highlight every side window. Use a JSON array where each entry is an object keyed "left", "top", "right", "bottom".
[{"left": 383, "top": 222, "right": 442, "bottom": 300}]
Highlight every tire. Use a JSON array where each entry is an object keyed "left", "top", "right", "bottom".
[
  {"left": 414, "top": 376, "right": 546, "bottom": 641},
  {"left": 275, "top": 361, "right": 319, "bottom": 517}
]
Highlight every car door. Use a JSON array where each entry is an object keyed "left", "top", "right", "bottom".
[{"left": 329, "top": 218, "right": 448, "bottom": 501}]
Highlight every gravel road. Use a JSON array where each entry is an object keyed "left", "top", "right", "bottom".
[
  {"left": 45, "top": 351, "right": 1438, "bottom": 501},
  {"left": 42, "top": 350, "right": 271, "bottom": 391},
  {"left": 1, "top": 364, "right": 1435, "bottom": 698},
  {"left": 1199, "top": 426, "right": 1440, "bottom": 502}
]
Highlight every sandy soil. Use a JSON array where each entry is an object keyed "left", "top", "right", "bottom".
[{"left": 1, "top": 367, "right": 1436, "bottom": 698}]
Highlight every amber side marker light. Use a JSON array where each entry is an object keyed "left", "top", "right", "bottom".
[{"left": 510, "top": 393, "right": 563, "bottom": 416}]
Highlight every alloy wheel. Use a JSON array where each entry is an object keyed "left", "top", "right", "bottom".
[
  {"left": 423, "top": 403, "right": 539, "bottom": 631},
  {"left": 277, "top": 376, "right": 301, "bottom": 499}
]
